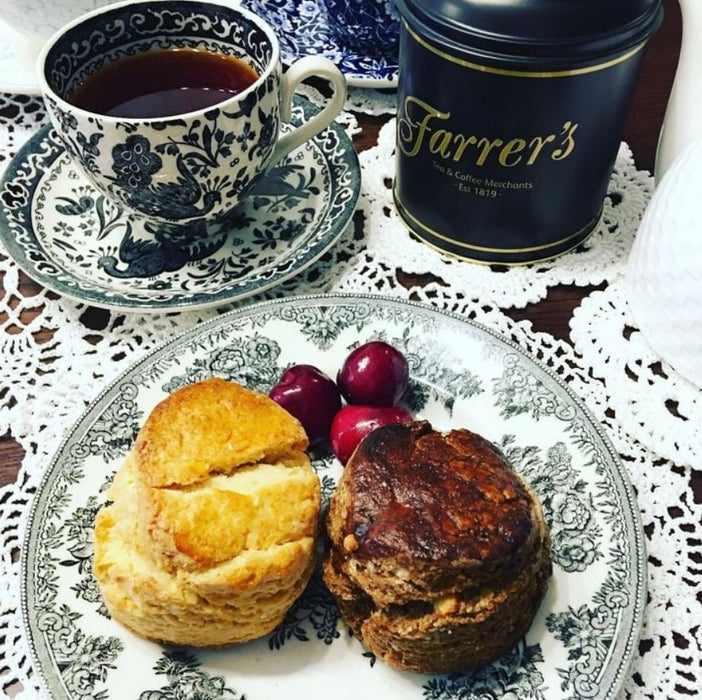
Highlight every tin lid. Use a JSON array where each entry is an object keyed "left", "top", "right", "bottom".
[{"left": 394, "top": 0, "right": 664, "bottom": 66}]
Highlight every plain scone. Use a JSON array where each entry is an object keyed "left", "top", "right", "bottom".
[
  {"left": 93, "top": 377, "right": 321, "bottom": 647},
  {"left": 323, "top": 420, "right": 552, "bottom": 674}
]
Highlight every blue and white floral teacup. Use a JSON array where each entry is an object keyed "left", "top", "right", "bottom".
[
  {"left": 37, "top": 0, "right": 346, "bottom": 236},
  {"left": 324, "top": 0, "right": 401, "bottom": 56}
]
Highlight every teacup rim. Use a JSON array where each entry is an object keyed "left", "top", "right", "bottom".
[{"left": 36, "top": 0, "right": 281, "bottom": 123}]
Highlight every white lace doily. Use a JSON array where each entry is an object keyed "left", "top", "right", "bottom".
[{"left": 0, "top": 90, "right": 699, "bottom": 700}]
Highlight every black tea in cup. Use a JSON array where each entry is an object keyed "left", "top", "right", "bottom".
[{"left": 69, "top": 48, "right": 259, "bottom": 118}]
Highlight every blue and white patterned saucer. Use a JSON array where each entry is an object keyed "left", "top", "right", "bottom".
[
  {"left": 0, "top": 97, "right": 360, "bottom": 311},
  {"left": 243, "top": 0, "right": 399, "bottom": 88}
]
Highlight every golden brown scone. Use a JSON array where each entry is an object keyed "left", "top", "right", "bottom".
[
  {"left": 134, "top": 376, "right": 308, "bottom": 488},
  {"left": 93, "top": 377, "right": 320, "bottom": 647},
  {"left": 323, "top": 420, "right": 551, "bottom": 674}
]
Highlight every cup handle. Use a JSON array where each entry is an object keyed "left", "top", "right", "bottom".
[{"left": 270, "top": 55, "right": 347, "bottom": 164}]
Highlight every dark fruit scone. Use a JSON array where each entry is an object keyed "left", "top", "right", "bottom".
[{"left": 323, "top": 420, "right": 552, "bottom": 674}]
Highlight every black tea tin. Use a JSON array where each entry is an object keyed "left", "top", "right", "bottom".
[{"left": 393, "top": 0, "right": 664, "bottom": 264}]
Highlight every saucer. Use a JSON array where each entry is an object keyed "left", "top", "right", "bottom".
[
  {"left": 0, "top": 17, "right": 42, "bottom": 95},
  {"left": 242, "top": 0, "right": 399, "bottom": 88},
  {"left": 0, "top": 97, "right": 360, "bottom": 312}
]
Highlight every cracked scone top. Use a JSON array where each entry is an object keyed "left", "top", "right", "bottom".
[
  {"left": 94, "top": 377, "right": 321, "bottom": 647},
  {"left": 323, "top": 420, "right": 552, "bottom": 674}
]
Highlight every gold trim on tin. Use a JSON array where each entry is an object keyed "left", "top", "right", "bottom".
[
  {"left": 394, "top": 189, "right": 598, "bottom": 256},
  {"left": 403, "top": 20, "right": 646, "bottom": 78},
  {"left": 404, "top": 225, "right": 595, "bottom": 266}
]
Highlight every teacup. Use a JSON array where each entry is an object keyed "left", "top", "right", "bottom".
[
  {"left": 37, "top": 0, "right": 347, "bottom": 236},
  {"left": 0, "top": 0, "right": 120, "bottom": 42},
  {"left": 324, "top": 0, "right": 401, "bottom": 56}
]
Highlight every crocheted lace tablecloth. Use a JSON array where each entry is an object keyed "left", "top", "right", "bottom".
[{"left": 0, "top": 90, "right": 699, "bottom": 700}]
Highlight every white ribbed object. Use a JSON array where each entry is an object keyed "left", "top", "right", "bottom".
[
  {"left": 654, "top": 0, "right": 702, "bottom": 181},
  {"left": 627, "top": 138, "right": 702, "bottom": 387}
]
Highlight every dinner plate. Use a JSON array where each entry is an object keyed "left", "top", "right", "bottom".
[
  {"left": 0, "top": 16, "right": 42, "bottom": 95},
  {"left": 242, "top": 0, "right": 399, "bottom": 88},
  {"left": 0, "top": 97, "right": 360, "bottom": 311},
  {"left": 21, "top": 294, "right": 646, "bottom": 700}
]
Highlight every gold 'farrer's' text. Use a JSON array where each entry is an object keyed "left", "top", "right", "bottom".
[{"left": 398, "top": 96, "right": 578, "bottom": 167}]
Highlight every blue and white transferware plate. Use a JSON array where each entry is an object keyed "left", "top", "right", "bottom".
[
  {"left": 0, "top": 97, "right": 360, "bottom": 311},
  {"left": 22, "top": 294, "right": 646, "bottom": 700},
  {"left": 242, "top": 0, "right": 399, "bottom": 88}
]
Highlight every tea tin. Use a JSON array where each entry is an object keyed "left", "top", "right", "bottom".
[{"left": 393, "top": 0, "right": 664, "bottom": 264}]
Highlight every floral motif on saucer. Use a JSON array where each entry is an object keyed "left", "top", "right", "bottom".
[{"left": 0, "top": 97, "right": 360, "bottom": 311}]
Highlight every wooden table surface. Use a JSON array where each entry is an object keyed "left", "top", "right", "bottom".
[{"left": 0, "top": 0, "right": 683, "bottom": 489}]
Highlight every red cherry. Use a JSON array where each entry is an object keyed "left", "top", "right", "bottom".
[
  {"left": 330, "top": 404, "right": 413, "bottom": 465},
  {"left": 269, "top": 364, "right": 342, "bottom": 442},
  {"left": 337, "top": 340, "right": 409, "bottom": 406}
]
